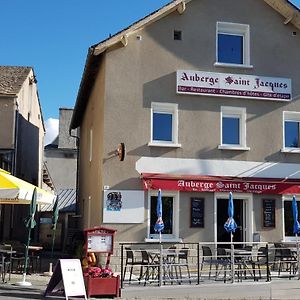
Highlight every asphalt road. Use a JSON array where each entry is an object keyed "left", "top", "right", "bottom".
[{"left": 2, "top": 273, "right": 300, "bottom": 299}]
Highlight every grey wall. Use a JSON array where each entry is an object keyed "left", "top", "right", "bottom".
[
  {"left": 58, "top": 108, "right": 77, "bottom": 149},
  {"left": 0, "top": 97, "right": 15, "bottom": 149},
  {"left": 102, "top": 0, "right": 300, "bottom": 189}
]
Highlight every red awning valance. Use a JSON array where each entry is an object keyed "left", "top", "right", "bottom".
[{"left": 142, "top": 173, "right": 300, "bottom": 195}]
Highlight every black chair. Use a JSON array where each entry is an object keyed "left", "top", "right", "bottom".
[
  {"left": 201, "top": 246, "right": 224, "bottom": 280},
  {"left": 251, "top": 246, "right": 270, "bottom": 281},
  {"left": 123, "top": 247, "right": 143, "bottom": 284},
  {"left": 165, "top": 246, "right": 179, "bottom": 283},
  {"left": 277, "top": 247, "right": 297, "bottom": 278},
  {"left": 0, "top": 244, "right": 13, "bottom": 282},
  {"left": 140, "top": 249, "right": 154, "bottom": 285},
  {"left": 273, "top": 242, "right": 283, "bottom": 271},
  {"left": 216, "top": 247, "right": 231, "bottom": 282},
  {"left": 177, "top": 247, "right": 191, "bottom": 284},
  {"left": 11, "top": 243, "right": 27, "bottom": 274}
]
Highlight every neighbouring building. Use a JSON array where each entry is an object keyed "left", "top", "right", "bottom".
[
  {"left": 0, "top": 66, "right": 45, "bottom": 241},
  {"left": 70, "top": 0, "right": 300, "bottom": 249},
  {"left": 41, "top": 108, "right": 78, "bottom": 251}
]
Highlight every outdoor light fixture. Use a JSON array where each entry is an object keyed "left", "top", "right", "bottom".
[{"left": 116, "top": 143, "right": 125, "bottom": 161}]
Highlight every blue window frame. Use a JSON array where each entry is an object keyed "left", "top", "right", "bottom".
[
  {"left": 218, "top": 33, "right": 243, "bottom": 64},
  {"left": 285, "top": 121, "right": 300, "bottom": 148},
  {"left": 153, "top": 112, "right": 173, "bottom": 142},
  {"left": 222, "top": 116, "right": 240, "bottom": 145}
]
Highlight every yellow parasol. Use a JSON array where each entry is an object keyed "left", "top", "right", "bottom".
[{"left": 0, "top": 168, "right": 55, "bottom": 205}]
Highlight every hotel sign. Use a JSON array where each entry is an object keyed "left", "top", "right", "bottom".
[
  {"left": 176, "top": 70, "right": 292, "bottom": 101},
  {"left": 143, "top": 177, "right": 300, "bottom": 195}
]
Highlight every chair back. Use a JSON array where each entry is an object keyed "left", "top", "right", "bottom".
[
  {"left": 280, "top": 247, "right": 293, "bottom": 258},
  {"left": 178, "top": 247, "right": 189, "bottom": 261},
  {"left": 217, "top": 247, "right": 228, "bottom": 260},
  {"left": 167, "top": 246, "right": 176, "bottom": 258},
  {"left": 202, "top": 246, "right": 212, "bottom": 257},
  {"left": 125, "top": 247, "right": 134, "bottom": 262},
  {"left": 140, "top": 250, "right": 149, "bottom": 264}
]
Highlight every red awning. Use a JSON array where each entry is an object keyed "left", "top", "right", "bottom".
[{"left": 142, "top": 173, "right": 300, "bottom": 195}]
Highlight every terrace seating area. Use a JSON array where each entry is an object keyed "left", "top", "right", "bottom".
[{"left": 120, "top": 242, "right": 300, "bottom": 288}]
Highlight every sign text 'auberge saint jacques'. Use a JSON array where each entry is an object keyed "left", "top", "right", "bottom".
[{"left": 176, "top": 70, "right": 292, "bottom": 101}]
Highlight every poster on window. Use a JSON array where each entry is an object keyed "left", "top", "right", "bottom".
[{"left": 103, "top": 190, "right": 144, "bottom": 223}]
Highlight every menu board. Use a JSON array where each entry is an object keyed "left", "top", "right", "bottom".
[
  {"left": 190, "top": 198, "right": 204, "bottom": 228},
  {"left": 87, "top": 234, "right": 113, "bottom": 253},
  {"left": 263, "top": 199, "right": 275, "bottom": 228}
]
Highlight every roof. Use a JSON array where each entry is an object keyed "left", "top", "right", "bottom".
[
  {"left": 70, "top": 0, "right": 300, "bottom": 130},
  {"left": 0, "top": 66, "right": 32, "bottom": 95},
  {"left": 40, "top": 188, "right": 76, "bottom": 212}
]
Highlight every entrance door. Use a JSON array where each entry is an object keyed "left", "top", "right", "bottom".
[{"left": 217, "top": 198, "right": 244, "bottom": 247}]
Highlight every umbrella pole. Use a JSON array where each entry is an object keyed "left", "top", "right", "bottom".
[
  {"left": 230, "top": 233, "right": 234, "bottom": 283},
  {"left": 296, "top": 234, "right": 300, "bottom": 280},
  {"left": 15, "top": 227, "right": 32, "bottom": 286},
  {"left": 51, "top": 228, "right": 57, "bottom": 258}
]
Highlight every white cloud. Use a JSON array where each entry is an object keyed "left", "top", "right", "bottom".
[{"left": 45, "top": 118, "right": 59, "bottom": 145}]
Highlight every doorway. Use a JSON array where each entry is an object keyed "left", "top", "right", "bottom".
[{"left": 217, "top": 198, "right": 245, "bottom": 247}]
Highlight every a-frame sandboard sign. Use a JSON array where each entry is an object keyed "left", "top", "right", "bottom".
[{"left": 44, "top": 259, "right": 87, "bottom": 300}]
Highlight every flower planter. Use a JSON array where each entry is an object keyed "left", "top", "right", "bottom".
[{"left": 84, "top": 275, "right": 121, "bottom": 298}]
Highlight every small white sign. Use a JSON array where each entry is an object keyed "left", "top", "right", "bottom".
[
  {"left": 87, "top": 235, "right": 112, "bottom": 252},
  {"left": 177, "top": 70, "right": 292, "bottom": 101},
  {"left": 44, "top": 259, "right": 87, "bottom": 300},
  {"left": 60, "top": 259, "right": 87, "bottom": 299}
]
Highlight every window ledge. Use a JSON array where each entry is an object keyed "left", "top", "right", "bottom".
[
  {"left": 218, "top": 145, "right": 250, "bottom": 151},
  {"left": 214, "top": 62, "right": 253, "bottom": 69},
  {"left": 145, "top": 238, "right": 183, "bottom": 243},
  {"left": 148, "top": 142, "right": 182, "bottom": 148},
  {"left": 281, "top": 148, "right": 300, "bottom": 153}
]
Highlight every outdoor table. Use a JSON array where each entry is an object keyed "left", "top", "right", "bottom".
[
  {"left": 147, "top": 249, "right": 183, "bottom": 285},
  {"left": 225, "top": 249, "right": 261, "bottom": 281}
]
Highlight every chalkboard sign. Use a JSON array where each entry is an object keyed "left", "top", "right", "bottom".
[
  {"left": 191, "top": 198, "right": 204, "bottom": 228},
  {"left": 263, "top": 199, "right": 275, "bottom": 228}
]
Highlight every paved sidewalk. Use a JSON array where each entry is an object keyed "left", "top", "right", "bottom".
[
  {"left": 121, "top": 279, "right": 300, "bottom": 300},
  {"left": 1, "top": 274, "right": 300, "bottom": 299}
]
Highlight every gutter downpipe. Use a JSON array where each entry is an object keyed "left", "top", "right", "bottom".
[{"left": 69, "top": 128, "right": 80, "bottom": 217}]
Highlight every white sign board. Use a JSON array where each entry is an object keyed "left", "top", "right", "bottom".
[
  {"left": 60, "top": 259, "right": 87, "bottom": 299},
  {"left": 103, "top": 190, "right": 144, "bottom": 223},
  {"left": 44, "top": 259, "right": 87, "bottom": 300},
  {"left": 87, "top": 235, "right": 112, "bottom": 252},
  {"left": 177, "top": 70, "right": 292, "bottom": 101}
]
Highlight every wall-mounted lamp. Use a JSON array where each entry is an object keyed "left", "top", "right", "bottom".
[{"left": 116, "top": 143, "right": 125, "bottom": 161}]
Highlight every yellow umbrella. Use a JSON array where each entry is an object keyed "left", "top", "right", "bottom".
[{"left": 0, "top": 168, "right": 55, "bottom": 205}]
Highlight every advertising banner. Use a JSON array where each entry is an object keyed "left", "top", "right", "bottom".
[{"left": 176, "top": 70, "right": 292, "bottom": 101}]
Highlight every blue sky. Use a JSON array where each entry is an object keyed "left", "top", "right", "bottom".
[
  {"left": 0, "top": 0, "right": 170, "bottom": 122},
  {"left": 0, "top": 0, "right": 299, "bottom": 143}
]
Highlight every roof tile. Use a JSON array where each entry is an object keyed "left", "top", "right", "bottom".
[{"left": 0, "top": 66, "right": 31, "bottom": 95}]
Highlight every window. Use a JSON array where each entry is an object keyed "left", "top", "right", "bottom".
[
  {"left": 283, "top": 196, "right": 300, "bottom": 241},
  {"left": 215, "top": 22, "right": 251, "bottom": 68},
  {"left": 174, "top": 30, "right": 182, "bottom": 40},
  {"left": 283, "top": 111, "right": 300, "bottom": 152},
  {"left": 219, "top": 106, "right": 249, "bottom": 150},
  {"left": 149, "top": 102, "right": 181, "bottom": 147},
  {"left": 147, "top": 191, "right": 180, "bottom": 241}
]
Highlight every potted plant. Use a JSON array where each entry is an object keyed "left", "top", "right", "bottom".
[{"left": 83, "top": 265, "right": 121, "bottom": 298}]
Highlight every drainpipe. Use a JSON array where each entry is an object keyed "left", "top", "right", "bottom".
[
  {"left": 69, "top": 128, "right": 80, "bottom": 217},
  {"left": 13, "top": 100, "right": 19, "bottom": 175}
]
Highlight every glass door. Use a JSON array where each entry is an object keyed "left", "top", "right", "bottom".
[{"left": 217, "top": 198, "right": 244, "bottom": 247}]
